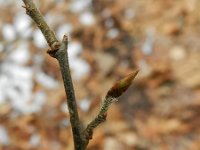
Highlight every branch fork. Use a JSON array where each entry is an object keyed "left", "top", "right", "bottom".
[{"left": 22, "top": 0, "right": 138, "bottom": 149}]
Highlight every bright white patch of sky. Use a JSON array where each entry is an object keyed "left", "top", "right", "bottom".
[
  {"left": 2, "top": 24, "right": 16, "bottom": 42},
  {"left": 0, "top": 125, "right": 10, "bottom": 146},
  {"left": 79, "top": 11, "right": 95, "bottom": 26},
  {"left": 0, "top": 0, "right": 91, "bottom": 114}
]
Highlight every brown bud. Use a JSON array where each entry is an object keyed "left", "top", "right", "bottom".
[{"left": 106, "top": 70, "right": 139, "bottom": 98}]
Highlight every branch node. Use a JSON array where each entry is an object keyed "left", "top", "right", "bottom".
[{"left": 47, "top": 41, "right": 61, "bottom": 57}]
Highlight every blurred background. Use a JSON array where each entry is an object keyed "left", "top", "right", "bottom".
[{"left": 0, "top": 0, "right": 200, "bottom": 149}]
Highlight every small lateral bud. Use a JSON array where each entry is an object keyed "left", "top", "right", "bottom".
[{"left": 106, "top": 70, "right": 139, "bottom": 98}]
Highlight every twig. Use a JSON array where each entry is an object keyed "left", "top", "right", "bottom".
[
  {"left": 22, "top": 1, "right": 86, "bottom": 149},
  {"left": 22, "top": 0, "right": 139, "bottom": 149},
  {"left": 54, "top": 35, "right": 87, "bottom": 149},
  {"left": 83, "top": 70, "right": 139, "bottom": 145},
  {"left": 22, "top": 0, "right": 60, "bottom": 50},
  {"left": 83, "top": 97, "right": 115, "bottom": 141}
]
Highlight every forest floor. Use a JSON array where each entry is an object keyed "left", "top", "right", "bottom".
[{"left": 0, "top": 0, "right": 200, "bottom": 150}]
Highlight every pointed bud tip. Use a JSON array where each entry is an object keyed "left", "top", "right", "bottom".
[
  {"left": 106, "top": 70, "right": 139, "bottom": 98},
  {"left": 126, "top": 70, "right": 139, "bottom": 82}
]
